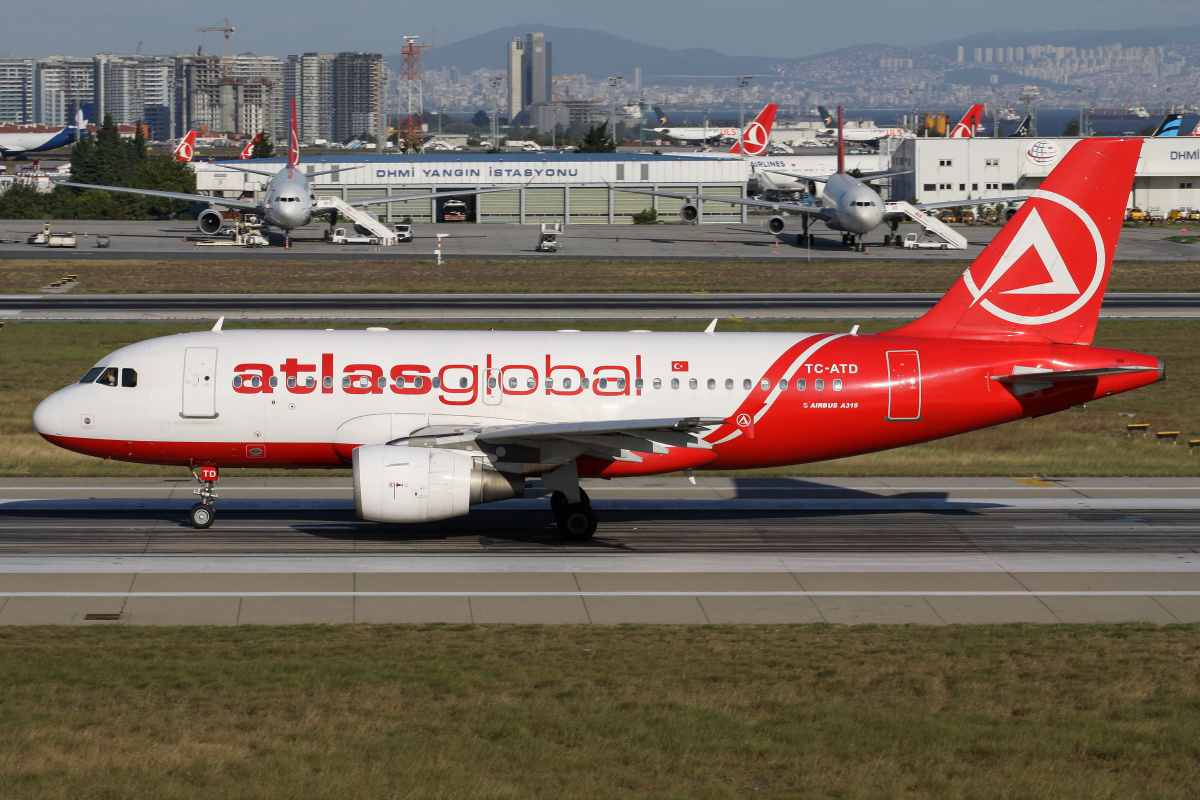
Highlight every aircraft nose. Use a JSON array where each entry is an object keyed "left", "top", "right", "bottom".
[{"left": 32, "top": 393, "right": 62, "bottom": 438}]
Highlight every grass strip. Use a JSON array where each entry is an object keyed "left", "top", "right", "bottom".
[
  {"left": 3, "top": 258, "right": 1200, "bottom": 293},
  {"left": 1, "top": 624, "right": 1199, "bottom": 799},
  {"left": 0, "top": 319, "right": 1192, "bottom": 478}
]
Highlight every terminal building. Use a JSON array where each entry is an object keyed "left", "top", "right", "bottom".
[
  {"left": 196, "top": 153, "right": 750, "bottom": 225},
  {"left": 891, "top": 137, "right": 1200, "bottom": 214}
]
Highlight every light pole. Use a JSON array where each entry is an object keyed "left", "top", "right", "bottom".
[
  {"left": 607, "top": 75, "right": 624, "bottom": 144},
  {"left": 488, "top": 75, "right": 503, "bottom": 149},
  {"left": 736, "top": 75, "right": 753, "bottom": 133}
]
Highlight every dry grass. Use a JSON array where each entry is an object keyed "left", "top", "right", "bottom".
[
  {"left": 1, "top": 319, "right": 1191, "bottom": 478},
  {"left": 2, "top": 258, "right": 1200, "bottom": 293},
  {"left": 1, "top": 624, "right": 1200, "bottom": 799}
]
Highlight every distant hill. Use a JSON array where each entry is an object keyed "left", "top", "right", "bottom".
[{"left": 397, "top": 24, "right": 783, "bottom": 80}]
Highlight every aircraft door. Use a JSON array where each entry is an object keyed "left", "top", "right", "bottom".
[
  {"left": 484, "top": 368, "right": 502, "bottom": 405},
  {"left": 181, "top": 347, "right": 218, "bottom": 418},
  {"left": 885, "top": 350, "right": 922, "bottom": 421}
]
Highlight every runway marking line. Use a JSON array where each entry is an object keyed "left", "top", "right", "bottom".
[{"left": 4, "top": 591, "right": 1200, "bottom": 598}]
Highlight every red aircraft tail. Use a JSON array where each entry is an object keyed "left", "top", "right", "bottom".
[
  {"left": 287, "top": 99, "right": 300, "bottom": 169},
  {"left": 729, "top": 104, "right": 778, "bottom": 156},
  {"left": 950, "top": 104, "right": 985, "bottom": 138},
  {"left": 836, "top": 105, "right": 845, "bottom": 174},
  {"left": 173, "top": 130, "right": 197, "bottom": 163},
  {"left": 239, "top": 134, "right": 260, "bottom": 160},
  {"left": 886, "top": 138, "right": 1142, "bottom": 345}
]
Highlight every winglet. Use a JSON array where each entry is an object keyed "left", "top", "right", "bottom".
[
  {"left": 704, "top": 318, "right": 718, "bottom": 333},
  {"left": 212, "top": 316, "right": 225, "bottom": 332}
]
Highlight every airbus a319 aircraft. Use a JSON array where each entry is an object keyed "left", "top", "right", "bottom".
[
  {"left": 63, "top": 100, "right": 514, "bottom": 244},
  {"left": 35, "top": 138, "right": 1161, "bottom": 539}
]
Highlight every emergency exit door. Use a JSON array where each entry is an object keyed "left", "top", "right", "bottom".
[
  {"left": 181, "top": 347, "right": 218, "bottom": 418},
  {"left": 886, "top": 350, "right": 922, "bottom": 421}
]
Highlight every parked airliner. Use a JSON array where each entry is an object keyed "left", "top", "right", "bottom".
[
  {"left": 0, "top": 104, "right": 90, "bottom": 159},
  {"left": 173, "top": 130, "right": 198, "bottom": 163},
  {"left": 63, "top": 100, "right": 513, "bottom": 244},
  {"left": 34, "top": 138, "right": 1160, "bottom": 539}
]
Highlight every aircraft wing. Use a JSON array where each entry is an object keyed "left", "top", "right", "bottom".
[
  {"left": 58, "top": 182, "right": 262, "bottom": 213},
  {"left": 348, "top": 185, "right": 521, "bottom": 206},
  {"left": 610, "top": 186, "right": 826, "bottom": 217},
  {"left": 761, "top": 168, "right": 912, "bottom": 183},
  {"left": 214, "top": 162, "right": 362, "bottom": 179},
  {"left": 391, "top": 417, "right": 724, "bottom": 464},
  {"left": 909, "top": 195, "right": 1028, "bottom": 212}
]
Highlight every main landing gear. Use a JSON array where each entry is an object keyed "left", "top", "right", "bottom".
[
  {"left": 542, "top": 462, "right": 598, "bottom": 540},
  {"left": 189, "top": 464, "right": 219, "bottom": 529},
  {"left": 550, "top": 489, "right": 597, "bottom": 540}
]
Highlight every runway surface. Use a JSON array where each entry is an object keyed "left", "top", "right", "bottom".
[
  {"left": 3, "top": 219, "right": 1199, "bottom": 261},
  {"left": 2, "top": 476, "right": 1198, "bottom": 625},
  {"left": 3, "top": 291, "right": 1198, "bottom": 322}
]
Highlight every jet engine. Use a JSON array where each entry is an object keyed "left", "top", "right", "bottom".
[
  {"left": 767, "top": 215, "right": 791, "bottom": 235},
  {"left": 679, "top": 204, "right": 700, "bottom": 223},
  {"left": 353, "top": 210, "right": 379, "bottom": 235},
  {"left": 197, "top": 208, "right": 226, "bottom": 235},
  {"left": 353, "top": 444, "right": 524, "bottom": 523}
]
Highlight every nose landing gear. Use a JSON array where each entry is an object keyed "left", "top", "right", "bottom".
[{"left": 189, "top": 464, "right": 219, "bottom": 529}]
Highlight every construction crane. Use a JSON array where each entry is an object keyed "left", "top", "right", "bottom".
[{"left": 196, "top": 19, "right": 235, "bottom": 75}]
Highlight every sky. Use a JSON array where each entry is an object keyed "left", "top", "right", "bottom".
[{"left": 7, "top": 0, "right": 1200, "bottom": 60}]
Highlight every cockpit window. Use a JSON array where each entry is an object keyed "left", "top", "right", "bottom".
[
  {"left": 121, "top": 368, "right": 137, "bottom": 388},
  {"left": 79, "top": 367, "right": 104, "bottom": 384},
  {"left": 97, "top": 367, "right": 119, "bottom": 387}
]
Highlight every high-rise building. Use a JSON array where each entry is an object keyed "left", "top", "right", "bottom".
[
  {"left": 229, "top": 54, "right": 285, "bottom": 141},
  {"left": 332, "top": 52, "right": 384, "bottom": 143},
  {"left": 286, "top": 52, "right": 335, "bottom": 142},
  {"left": 506, "top": 38, "right": 524, "bottom": 123},
  {"left": 95, "top": 54, "right": 174, "bottom": 138},
  {"left": 174, "top": 54, "right": 223, "bottom": 135},
  {"left": 34, "top": 56, "right": 93, "bottom": 127},
  {"left": 0, "top": 58, "right": 35, "bottom": 124},
  {"left": 522, "top": 32, "right": 551, "bottom": 109}
]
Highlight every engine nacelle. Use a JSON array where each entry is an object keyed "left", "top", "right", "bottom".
[
  {"left": 353, "top": 444, "right": 524, "bottom": 523},
  {"left": 197, "top": 208, "right": 226, "bottom": 235},
  {"left": 353, "top": 210, "right": 380, "bottom": 235},
  {"left": 767, "top": 215, "right": 790, "bottom": 235},
  {"left": 679, "top": 203, "right": 700, "bottom": 223}
]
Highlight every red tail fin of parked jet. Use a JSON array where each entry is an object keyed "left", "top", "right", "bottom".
[
  {"left": 239, "top": 134, "right": 260, "bottom": 160},
  {"left": 729, "top": 104, "right": 778, "bottom": 156},
  {"left": 287, "top": 99, "right": 300, "bottom": 170},
  {"left": 173, "top": 130, "right": 197, "bottom": 163},
  {"left": 888, "top": 138, "right": 1142, "bottom": 345},
  {"left": 836, "top": 105, "right": 845, "bottom": 174},
  {"left": 949, "top": 104, "right": 986, "bottom": 137}
]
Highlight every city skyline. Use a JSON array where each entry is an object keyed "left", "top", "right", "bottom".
[{"left": 4, "top": 2, "right": 1200, "bottom": 62}]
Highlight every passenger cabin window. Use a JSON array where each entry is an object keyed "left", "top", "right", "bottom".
[
  {"left": 689, "top": 378, "right": 698, "bottom": 390},
  {"left": 671, "top": 378, "right": 679, "bottom": 389},
  {"left": 743, "top": 379, "right": 752, "bottom": 390},
  {"left": 815, "top": 379, "right": 825, "bottom": 391},
  {"left": 652, "top": 378, "right": 661, "bottom": 389}
]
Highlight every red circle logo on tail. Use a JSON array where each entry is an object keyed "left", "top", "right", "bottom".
[{"left": 742, "top": 122, "right": 769, "bottom": 155}]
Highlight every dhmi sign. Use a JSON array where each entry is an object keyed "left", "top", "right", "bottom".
[{"left": 1170, "top": 150, "right": 1200, "bottom": 160}]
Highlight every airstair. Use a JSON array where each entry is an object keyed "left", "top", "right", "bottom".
[
  {"left": 315, "top": 196, "right": 397, "bottom": 245},
  {"left": 884, "top": 201, "right": 968, "bottom": 249}
]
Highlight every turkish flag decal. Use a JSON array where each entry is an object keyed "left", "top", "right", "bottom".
[{"left": 671, "top": 361, "right": 689, "bottom": 372}]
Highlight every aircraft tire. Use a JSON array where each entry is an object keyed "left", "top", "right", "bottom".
[
  {"left": 557, "top": 504, "right": 598, "bottom": 540},
  {"left": 189, "top": 502, "right": 215, "bottom": 529}
]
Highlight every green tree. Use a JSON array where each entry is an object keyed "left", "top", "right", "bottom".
[
  {"left": 578, "top": 121, "right": 617, "bottom": 153},
  {"left": 1063, "top": 118, "right": 1080, "bottom": 137},
  {"left": 471, "top": 110, "right": 490, "bottom": 128},
  {"left": 249, "top": 131, "right": 275, "bottom": 159}
]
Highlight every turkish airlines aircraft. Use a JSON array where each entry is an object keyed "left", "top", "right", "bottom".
[
  {"left": 727, "top": 104, "right": 778, "bottom": 156},
  {"left": 0, "top": 104, "right": 90, "bottom": 159},
  {"left": 949, "top": 104, "right": 986, "bottom": 138},
  {"left": 61, "top": 100, "right": 513, "bottom": 244},
  {"left": 173, "top": 130, "right": 198, "bottom": 163},
  {"left": 34, "top": 138, "right": 1160, "bottom": 539},
  {"left": 239, "top": 134, "right": 260, "bottom": 160}
]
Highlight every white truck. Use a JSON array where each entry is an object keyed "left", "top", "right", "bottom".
[
  {"left": 901, "top": 232, "right": 950, "bottom": 250},
  {"left": 46, "top": 232, "right": 77, "bottom": 248},
  {"left": 393, "top": 224, "right": 413, "bottom": 242},
  {"left": 329, "top": 227, "right": 383, "bottom": 245}
]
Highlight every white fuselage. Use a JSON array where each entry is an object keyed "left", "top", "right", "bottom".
[
  {"left": 656, "top": 126, "right": 741, "bottom": 142},
  {"left": 816, "top": 172, "right": 885, "bottom": 234},
  {"left": 258, "top": 166, "right": 316, "bottom": 231}
]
